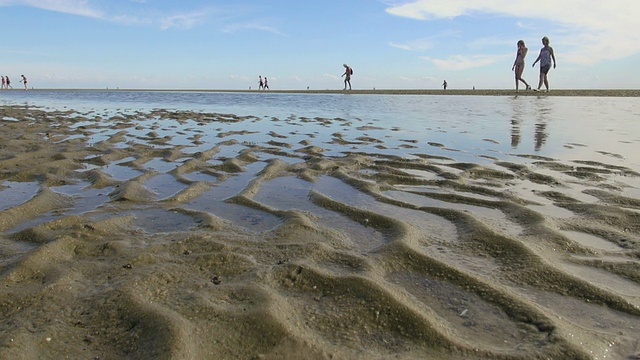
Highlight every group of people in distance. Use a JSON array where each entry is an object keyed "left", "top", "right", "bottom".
[
  {"left": 513, "top": 36, "right": 556, "bottom": 92},
  {"left": 258, "top": 75, "right": 269, "bottom": 90},
  {"left": 1, "top": 75, "right": 27, "bottom": 90}
]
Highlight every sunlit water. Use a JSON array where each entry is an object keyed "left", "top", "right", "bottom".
[
  {"left": 2, "top": 91, "right": 640, "bottom": 358},
  {"left": 2, "top": 90, "right": 639, "bottom": 169}
]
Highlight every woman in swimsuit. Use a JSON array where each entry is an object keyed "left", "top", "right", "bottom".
[{"left": 512, "top": 40, "right": 531, "bottom": 92}]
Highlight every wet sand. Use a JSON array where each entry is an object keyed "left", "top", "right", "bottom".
[{"left": 0, "top": 104, "right": 639, "bottom": 359}]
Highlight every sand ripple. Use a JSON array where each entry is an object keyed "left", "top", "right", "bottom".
[{"left": 1, "top": 106, "right": 639, "bottom": 359}]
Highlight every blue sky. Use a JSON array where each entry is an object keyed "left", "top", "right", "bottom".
[{"left": 1, "top": 0, "right": 638, "bottom": 90}]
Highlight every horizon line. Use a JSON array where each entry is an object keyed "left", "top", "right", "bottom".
[{"left": 4, "top": 88, "right": 639, "bottom": 97}]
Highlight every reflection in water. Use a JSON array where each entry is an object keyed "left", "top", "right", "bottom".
[
  {"left": 534, "top": 98, "right": 550, "bottom": 151},
  {"left": 510, "top": 96, "right": 523, "bottom": 148},
  {"left": 510, "top": 96, "right": 551, "bottom": 152},
  {"left": 535, "top": 122, "right": 548, "bottom": 151}
]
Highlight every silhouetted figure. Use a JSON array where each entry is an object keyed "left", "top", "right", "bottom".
[
  {"left": 20, "top": 75, "right": 28, "bottom": 90},
  {"left": 342, "top": 64, "right": 352, "bottom": 90}
]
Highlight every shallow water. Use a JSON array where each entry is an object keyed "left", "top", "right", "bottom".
[
  {"left": 1, "top": 91, "right": 639, "bottom": 359},
  {"left": 2, "top": 90, "right": 639, "bottom": 165}
]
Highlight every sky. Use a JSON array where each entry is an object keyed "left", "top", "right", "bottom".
[{"left": 1, "top": 0, "right": 638, "bottom": 90}]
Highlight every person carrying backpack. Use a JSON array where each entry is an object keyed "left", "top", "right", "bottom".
[{"left": 342, "top": 64, "right": 353, "bottom": 90}]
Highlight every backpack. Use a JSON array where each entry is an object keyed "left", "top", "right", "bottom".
[{"left": 350, "top": 67, "right": 353, "bottom": 75}]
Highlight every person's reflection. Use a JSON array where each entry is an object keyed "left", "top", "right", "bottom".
[
  {"left": 510, "top": 96, "right": 523, "bottom": 148},
  {"left": 534, "top": 99, "right": 550, "bottom": 151}
]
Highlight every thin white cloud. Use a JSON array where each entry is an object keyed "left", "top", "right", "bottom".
[
  {"left": 159, "top": 10, "right": 210, "bottom": 30},
  {"left": 221, "top": 21, "right": 286, "bottom": 36},
  {"left": 389, "top": 30, "right": 460, "bottom": 52},
  {"left": 0, "top": 1, "right": 232, "bottom": 31},
  {"left": 0, "top": 0, "right": 103, "bottom": 18},
  {"left": 467, "top": 36, "right": 514, "bottom": 50},
  {"left": 421, "top": 54, "right": 510, "bottom": 71},
  {"left": 386, "top": 0, "right": 640, "bottom": 65},
  {"left": 389, "top": 38, "right": 435, "bottom": 52}
]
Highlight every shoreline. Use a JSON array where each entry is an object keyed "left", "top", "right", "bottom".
[{"left": 4, "top": 88, "right": 640, "bottom": 97}]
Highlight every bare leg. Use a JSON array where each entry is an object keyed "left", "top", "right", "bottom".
[{"left": 537, "top": 73, "right": 544, "bottom": 90}]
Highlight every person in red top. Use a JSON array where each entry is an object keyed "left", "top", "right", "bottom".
[
  {"left": 342, "top": 64, "right": 352, "bottom": 90},
  {"left": 1, "top": 76, "right": 5, "bottom": 89}
]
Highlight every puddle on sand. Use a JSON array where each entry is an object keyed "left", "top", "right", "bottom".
[
  {"left": 105, "top": 208, "right": 198, "bottom": 234},
  {"left": 0, "top": 181, "right": 40, "bottom": 211},
  {"left": 142, "top": 173, "right": 189, "bottom": 200},
  {"left": 559, "top": 230, "right": 625, "bottom": 252},
  {"left": 101, "top": 164, "right": 144, "bottom": 181},
  {"left": 142, "top": 158, "right": 180, "bottom": 173},
  {"left": 253, "top": 176, "right": 387, "bottom": 250},
  {"left": 50, "top": 182, "right": 112, "bottom": 214}
]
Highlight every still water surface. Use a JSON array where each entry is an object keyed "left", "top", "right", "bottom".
[{"left": 2, "top": 90, "right": 639, "bottom": 168}]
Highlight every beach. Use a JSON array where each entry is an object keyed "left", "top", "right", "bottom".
[{"left": 0, "top": 91, "right": 639, "bottom": 359}]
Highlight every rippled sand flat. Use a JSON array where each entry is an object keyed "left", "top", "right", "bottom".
[{"left": 0, "top": 105, "right": 639, "bottom": 359}]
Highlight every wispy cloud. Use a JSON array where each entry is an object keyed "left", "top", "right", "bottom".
[
  {"left": 0, "top": 0, "right": 103, "bottom": 18},
  {"left": 389, "top": 30, "right": 460, "bottom": 52},
  {"left": 421, "top": 54, "right": 510, "bottom": 71},
  {"left": 386, "top": 0, "right": 640, "bottom": 65},
  {"left": 0, "top": 0, "right": 264, "bottom": 31},
  {"left": 221, "top": 21, "right": 286, "bottom": 36},
  {"left": 159, "top": 9, "right": 210, "bottom": 30},
  {"left": 467, "top": 36, "right": 514, "bottom": 50},
  {"left": 389, "top": 38, "right": 435, "bottom": 52}
]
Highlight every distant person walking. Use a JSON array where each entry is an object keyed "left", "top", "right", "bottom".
[
  {"left": 5, "top": 76, "right": 12, "bottom": 89},
  {"left": 258, "top": 76, "right": 264, "bottom": 90},
  {"left": 264, "top": 77, "right": 269, "bottom": 90},
  {"left": 512, "top": 40, "right": 531, "bottom": 92},
  {"left": 442, "top": 80, "right": 447, "bottom": 90},
  {"left": 20, "top": 75, "right": 27, "bottom": 90},
  {"left": 532, "top": 36, "right": 556, "bottom": 92},
  {"left": 1, "top": 76, "right": 5, "bottom": 89},
  {"left": 342, "top": 64, "right": 352, "bottom": 90}
]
